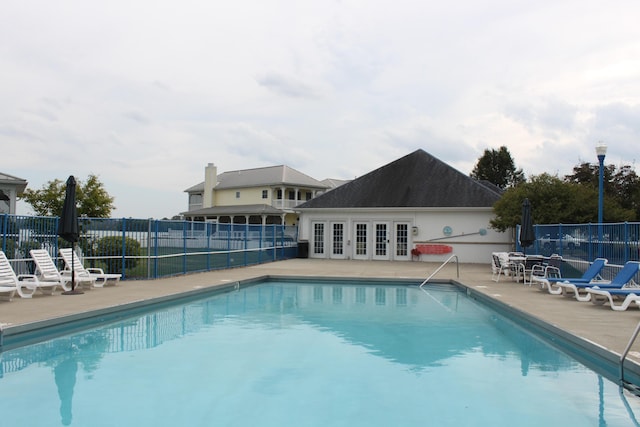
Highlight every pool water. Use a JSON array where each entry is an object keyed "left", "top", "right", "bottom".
[{"left": 1, "top": 280, "right": 640, "bottom": 426}]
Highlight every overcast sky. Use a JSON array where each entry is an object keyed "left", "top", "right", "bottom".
[{"left": 3, "top": 0, "right": 640, "bottom": 219}]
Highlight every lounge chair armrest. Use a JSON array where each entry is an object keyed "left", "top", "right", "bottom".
[
  {"left": 530, "top": 264, "right": 545, "bottom": 276},
  {"left": 544, "top": 266, "right": 561, "bottom": 278},
  {"left": 17, "top": 274, "right": 39, "bottom": 283},
  {"left": 86, "top": 267, "right": 106, "bottom": 275}
]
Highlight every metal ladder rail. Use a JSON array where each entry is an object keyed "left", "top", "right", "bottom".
[
  {"left": 419, "top": 254, "right": 459, "bottom": 288},
  {"left": 620, "top": 319, "right": 640, "bottom": 388}
]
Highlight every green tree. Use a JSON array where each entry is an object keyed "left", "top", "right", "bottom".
[
  {"left": 490, "top": 173, "right": 635, "bottom": 231},
  {"left": 20, "top": 174, "right": 115, "bottom": 218},
  {"left": 470, "top": 146, "right": 525, "bottom": 189},
  {"left": 565, "top": 162, "right": 640, "bottom": 219}
]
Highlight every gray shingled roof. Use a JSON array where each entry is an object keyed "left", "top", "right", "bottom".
[
  {"left": 297, "top": 149, "right": 502, "bottom": 209},
  {"left": 0, "top": 172, "right": 28, "bottom": 194},
  {"left": 181, "top": 204, "right": 284, "bottom": 216},
  {"left": 185, "top": 165, "right": 328, "bottom": 193}
]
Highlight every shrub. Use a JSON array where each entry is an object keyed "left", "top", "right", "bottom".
[{"left": 94, "top": 236, "right": 142, "bottom": 273}]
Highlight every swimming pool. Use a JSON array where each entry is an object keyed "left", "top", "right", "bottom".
[{"left": 1, "top": 279, "right": 640, "bottom": 426}]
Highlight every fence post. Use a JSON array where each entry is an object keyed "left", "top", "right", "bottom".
[
  {"left": 258, "top": 224, "right": 263, "bottom": 264},
  {"left": 226, "top": 224, "right": 231, "bottom": 268},
  {"left": 244, "top": 222, "right": 248, "bottom": 266},
  {"left": 1, "top": 214, "right": 6, "bottom": 253},
  {"left": 272, "top": 224, "right": 276, "bottom": 261},
  {"left": 153, "top": 220, "right": 159, "bottom": 279},
  {"left": 207, "top": 221, "right": 211, "bottom": 271},
  {"left": 147, "top": 219, "right": 151, "bottom": 280},
  {"left": 183, "top": 220, "right": 187, "bottom": 275},
  {"left": 624, "top": 222, "right": 629, "bottom": 263},
  {"left": 121, "top": 217, "right": 127, "bottom": 279},
  {"left": 587, "top": 223, "right": 594, "bottom": 259}
]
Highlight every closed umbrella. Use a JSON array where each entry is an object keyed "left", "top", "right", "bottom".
[
  {"left": 519, "top": 198, "right": 535, "bottom": 254},
  {"left": 58, "top": 176, "right": 83, "bottom": 295}
]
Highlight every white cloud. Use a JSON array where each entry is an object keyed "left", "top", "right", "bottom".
[{"left": 4, "top": 0, "right": 640, "bottom": 218}]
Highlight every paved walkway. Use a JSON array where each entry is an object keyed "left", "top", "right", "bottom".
[{"left": 2, "top": 259, "right": 640, "bottom": 366}]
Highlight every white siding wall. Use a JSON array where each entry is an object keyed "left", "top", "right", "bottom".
[{"left": 298, "top": 208, "right": 512, "bottom": 263}]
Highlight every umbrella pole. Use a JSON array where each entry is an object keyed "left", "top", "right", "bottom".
[
  {"left": 63, "top": 243, "right": 83, "bottom": 295},
  {"left": 71, "top": 243, "right": 75, "bottom": 292}
]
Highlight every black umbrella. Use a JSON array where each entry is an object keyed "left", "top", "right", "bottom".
[
  {"left": 519, "top": 198, "right": 535, "bottom": 254},
  {"left": 57, "top": 176, "right": 83, "bottom": 295}
]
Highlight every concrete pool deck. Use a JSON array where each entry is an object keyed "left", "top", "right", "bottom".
[{"left": 2, "top": 258, "right": 640, "bottom": 367}]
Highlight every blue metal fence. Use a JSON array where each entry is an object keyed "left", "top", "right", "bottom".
[
  {"left": 1, "top": 214, "right": 298, "bottom": 280},
  {"left": 515, "top": 222, "right": 640, "bottom": 265}
]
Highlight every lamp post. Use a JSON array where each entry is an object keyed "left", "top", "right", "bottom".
[{"left": 596, "top": 142, "right": 607, "bottom": 255}]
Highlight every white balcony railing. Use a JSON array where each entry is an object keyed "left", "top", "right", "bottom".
[{"left": 272, "top": 199, "right": 306, "bottom": 210}]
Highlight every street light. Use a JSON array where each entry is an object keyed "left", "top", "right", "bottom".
[
  {"left": 596, "top": 142, "right": 607, "bottom": 224},
  {"left": 596, "top": 142, "right": 607, "bottom": 256}
]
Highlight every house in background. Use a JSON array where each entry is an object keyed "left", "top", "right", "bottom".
[
  {"left": 182, "top": 163, "right": 328, "bottom": 226},
  {"left": 296, "top": 149, "right": 511, "bottom": 263},
  {"left": 0, "top": 172, "right": 28, "bottom": 214}
]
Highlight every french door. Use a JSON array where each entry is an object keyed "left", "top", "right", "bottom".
[
  {"left": 394, "top": 222, "right": 411, "bottom": 261},
  {"left": 372, "top": 222, "right": 390, "bottom": 260},
  {"left": 312, "top": 222, "right": 326, "bottom": 257},
  {"left": 353, "top": 222, "right": 368, "bottom": 260},
  {"left": 331, "top": 222, "right": 346, "bottom": 259}
]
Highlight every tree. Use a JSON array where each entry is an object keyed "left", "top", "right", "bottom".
[
  {"left": 20, "top": 174, "right": 115, "bottom": 218},
  {"left": 470, "top": 146, "right": 525, "bottom": 189},
  {"left": 565, "top": 162, "right": 640, "bottom": 219},
  {"left": 490, "top": 173, "right": 635, "bottom": 231}
]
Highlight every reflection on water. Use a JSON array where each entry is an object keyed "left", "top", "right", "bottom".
[
  {"left": 1, "top": 281, "right": 639, "bottom": 426},
  {"left": 54, "top": 354, "right": 77, "bottom": 426}
]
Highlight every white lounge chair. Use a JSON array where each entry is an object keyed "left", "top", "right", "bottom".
[
  {"left": 491, "top": 253, "right": 513, "bottom": 282},
  {"left": 30, "top": 249, "right": 96, "bottom": 291},
  {"left": 59, "top": 248, "right": 121, "bottom": 287},
  {"left": 0, "top": 251, "right": 18, "bottom": 301},
  {"left": 0, "top": 250, "right": 61, "bottom": 299}
]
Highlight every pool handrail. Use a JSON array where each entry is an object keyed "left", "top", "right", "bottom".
[
  {"left": 419, "top": 254, "right": 459, "bottom": 288},
  {"left": 621, "top": 319, "right": 640, "bottom": 394}
]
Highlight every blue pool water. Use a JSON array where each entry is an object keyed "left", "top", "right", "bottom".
[{"left": 1, "top": 280, "right": 640, "bottom": 426}]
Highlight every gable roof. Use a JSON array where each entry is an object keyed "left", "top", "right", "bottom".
[
  {"left": 185, "top": 165, "right": 327, "bottom": 193},
  {"left": 297, "top": 149, "right": 502, "bottom": 209},
  {"left": 0, "top": 172, "right": 28, "bottom": 194}
]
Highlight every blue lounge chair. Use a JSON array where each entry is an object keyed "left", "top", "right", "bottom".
[
  {"left": 586, "top": 286, "right": 640, "bottom": 311},
  {"left": 558, "top": 261, "right": 640, "bottom": 302},
  {"left": 532, "top": 258, "right": 607, "bottom": 295}
]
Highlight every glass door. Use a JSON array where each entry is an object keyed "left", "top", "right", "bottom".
[
  {"left": 312, "top": 222, "right": 325, "bottom": 257},
  {"left": 353, "top": 222, "right": 368, "bottom": 260},
  {"left": 394, "top": 222, "right": 410, "bottom": 260},
  {"left": 373, "top": 222, "right": 390, "bottom": 260},
  {"left": 331, "top": 222, "right": 346, "bottom": 259}
]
